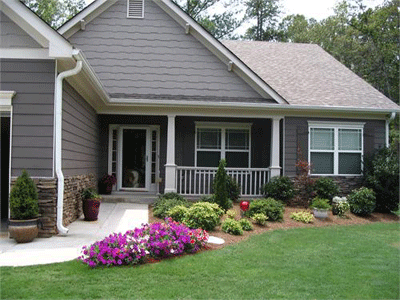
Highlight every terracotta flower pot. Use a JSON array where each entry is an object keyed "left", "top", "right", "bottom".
[
  {"left": 8, "top": 218, "right": 39, "bottom": 243},
  {"left": 83, "top": 199, "right": 101, "bottom": 221}
]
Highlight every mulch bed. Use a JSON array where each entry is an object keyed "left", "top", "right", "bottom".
[{"left": 148, "top": 203, "right": 399, "bottom": 251}]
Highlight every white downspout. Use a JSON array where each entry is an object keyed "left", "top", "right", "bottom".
[
  {"left": 386, "top": 112, "right": 396, "bottom": 147},
  {"left": 55, "top": 51, "right": 83, "bottom": 235}
]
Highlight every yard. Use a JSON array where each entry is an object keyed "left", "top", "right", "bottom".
[{"left": 1, "top": 222, "right": 399, "bottom": 299}]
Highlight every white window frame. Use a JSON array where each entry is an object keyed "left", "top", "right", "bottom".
[
  {"left": 308, "top": 121, "right": 365, "bottom": 176},
  {"left": 127, "top": 0, "right": 144, "bottom": 18},
  {"left": 195, "top": 122, "right": 252, "bottom": 168}
]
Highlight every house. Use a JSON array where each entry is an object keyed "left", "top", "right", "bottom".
[{"left": 1, "top": 0, "right": 398, "bottom": 236}]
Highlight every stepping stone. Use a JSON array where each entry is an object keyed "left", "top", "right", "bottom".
[{"left": 207, "top": 236, "right": 225, "bottom": 245}]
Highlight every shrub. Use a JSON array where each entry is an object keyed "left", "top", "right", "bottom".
[
  {"left": 183, "top": 202, "right": 223, "bottom": 231},
  {"left": 153, "top": 195, "right": 189, "bottom": 219},
  {"left": 314, "top": 177, "right": 340, "bottom": 202},
  {"left": 226, "top": 209, "right": 237, "bottom": 219},
  {"left": 251, "top": 213, "right": 268, "bottom": 225},
  {"left": 222, "top": 218, "right": 243, "bottom": 235},
  {"left": 227, "top": 176, "right": 241, "bottom": 202},
  {"left": 364, "top": 147, "right": 399, "bottom": 212},
  {"left": 262, "top": 176, "right": 295, "bottom": 203},
  {"left": 294, "top": 159, "right": 317, "bottom": 206},
  {"left": 158, "top": 192, "right": 186, "bottom": 201},
  {"left": 78, "top": 219, "right": 208, "bottom": 268},
  {"left": 213, "top": 159, "right": 232, "bottom": 211},
  {"left": 9, "top": 170, "right": 39, "bottom": 220},
  {"left": 199, "top": 194, "right": 216, "bottom": 203},
  {"left": 167, "top": 205, "right": 188, "bottom": 223},
  {"left": 335, "top": 201, "right": 350, "bottom": 217},
  {"left": 239, "top": 218, "right": 253, "bottom": 231},
  {"left": 347, "top": 187, "right": 376, "bottom": 216},
  {"left": 245, "top": 198, "right": 285, "bottom": 222},
  {"left": 290, "top": 211, "right": 314, "bottom": 223},
  {"left": 310, "top": 197, "right": 332, "bottom": 210}
]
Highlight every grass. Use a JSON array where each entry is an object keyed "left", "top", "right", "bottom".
[{"left": 1, "top": 223, "right": 399, "bottom": 299}]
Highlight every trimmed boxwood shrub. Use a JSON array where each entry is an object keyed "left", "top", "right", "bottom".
[
  {"left": 245, "top": 198, "right": 285, "bottom": 222},
  {"left": 347, "top": 187, "right": 376, "bottom": 216},
  {"left": 222, "top": 218, "right": 243, "bottom": 235},
  {"left": 262, "top": 176, "right": 295, "bottom": 203},
  {"left": 314, "top": 177, "right": 340, "bottom": 202},
  {"left": 239, "top": 218, "right": 253, "bottom": 231},
  {"left": 153, "top": 194, "right": 189, "bottom": 219},
  {"left": 183, "top": 202, "right": 223, "bottom": 231}
]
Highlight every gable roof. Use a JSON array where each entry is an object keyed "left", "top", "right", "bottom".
[{"left": 222, "top": 41, "right": 399, "bottom": 110}]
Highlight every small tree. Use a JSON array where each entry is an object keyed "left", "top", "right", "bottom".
[{"left": 213, "top": 159, "right": 232, "bottom": 211}]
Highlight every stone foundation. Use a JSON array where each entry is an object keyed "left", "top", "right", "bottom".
[
  {"left": 63, "top": 174, "right": 97, "bottom": 226},
  {"left": 327, "top": 176, "right": 364, "bottom": 196}
]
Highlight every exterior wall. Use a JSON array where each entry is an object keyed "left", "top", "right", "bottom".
[
  {"left": 1, "top": 59, "right": 55, "bottom": 177},
  {"left": 0, "top": 12, "right": 42, "bottom": 48},
  {"left": 68, "top": 0, "right": 268, "bottom": 102}
]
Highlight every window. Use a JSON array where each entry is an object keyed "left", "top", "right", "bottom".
[
  {"left": 308, "top": 122, "right": 364, "bottom": 175},
  {"left": 196, "top": 123, "right": 251, "bottom": 168},
  {"left": 127, "top": 0, "right": 144, "bottom": 18}
]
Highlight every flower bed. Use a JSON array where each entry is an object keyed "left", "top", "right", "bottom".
[{"left": 78, "top": 218, "right": 208, "bottom": 268}]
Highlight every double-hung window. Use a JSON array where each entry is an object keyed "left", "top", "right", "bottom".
[
  {"left": 308, "top": 122, "right": 364, "bottom": 175},
  {"left": 196, "top": 123, "right": 251, "bottom": 168}
]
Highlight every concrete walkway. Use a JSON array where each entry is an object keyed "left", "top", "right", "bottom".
[{"left": 0, "top": 202, "right": 148, "bottom": 267}]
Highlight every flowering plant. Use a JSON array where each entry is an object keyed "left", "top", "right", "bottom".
[
  {"left": 78, "top": 218, "right": 208, "bottom": 268},
  {"left": 100, "top": 174, "right": 117, "bottom": 186},
  {"left": 290, "top": 211, "right": 314, "bottom": 223}
]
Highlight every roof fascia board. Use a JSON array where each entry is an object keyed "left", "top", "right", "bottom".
[
  {"left": 1, "top": 0, "right": 73, "bottom": 58},
  {"left": 58, "top": 0, "right": 118, "bottom": 38},
  {"left": 0, "top": 48, "right": 53, "bottom": 59},
  {"left": 153, "top": 0, "right": 287, "bottom": 105}
]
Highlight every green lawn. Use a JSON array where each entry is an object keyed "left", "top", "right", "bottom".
[{"left": 1, "top": 223, "right": 399, "bottom": 299}]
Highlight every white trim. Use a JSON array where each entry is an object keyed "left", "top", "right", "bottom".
[
  {"left": 8, "top": 106, "right": 13, "bottom": 220},
  {"left": 0, "top": 48, "right": 53, "bottom": 60},
  {"left": 308, "top": 121, "right": 366, "bottom": 129},
  {"left": 0, "top": 91, "right": 15, "bottom": 112}
]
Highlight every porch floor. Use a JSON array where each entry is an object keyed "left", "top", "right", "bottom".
[{"left": 101, "top": 192, "right": 158, "bottom": 204}]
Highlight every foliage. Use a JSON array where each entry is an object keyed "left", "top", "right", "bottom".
[
  {"left": 99, "top": 174, "right": 117, "bottom": 186},
  {"left": 213, "top": 159, "right": 232, "bottom": 211},
  {"left": 183, "top": 202, "right": 223, "bottom": 231},
  {"left": 239, "top": 218, "right": 253, "bottom": 231},
  {"left": 22, "top": 0, "right": 85, "bottom": 29},
  {"left": 227, "top": 175, "right": 241, "bottom": 202},
  {"left": 294, "top": 158, "right": 317, "bottom": 206},
  {"left": 221, "top": 218, "right": 243, "bottom": 235},
  {"left": 251, "top": 213, "right": 268, "bottom": 225},
  {"left": 335, "top": 201, "right": 350, "bottom": 218},
  {"left": 310, "top": 198, "right": 332, "bottom": 210},
  {"left": 313, "top": 177, "right": 340, "bottom": 202},
  {"left": 78, "top": 218, "right": 208, "bottom": 268},
  {"left": 81, "top": 188, "right": 101, "bottom": 201},
  {"left": 226, "top": 209, "right": 237, "bottom": 219},
  {"left": 363, "top": 147, "right": 399, "bottom": 212},
  {"left": 167, "top": 205, "right": 189, "bottom": 223},
  {"left": 199, "top": 194, "right": 216, "bottom": 203},
  {"left": 290, "top": 211, "right": 314, "bottom": 223},
  {"left": 347, "top": 187, "right": 376, "bottom": 216},
  {"left": 262, "top": 176, "right": 295, "bottom": 203},
  {"left": 9, "top": 170, "right": 39, "bottom": 220},
  {"left": 153, "top": 195, "right": 189, "bottom": 219},
  {"left": 245, "top": 198, "right": 285, "bottom": 222}
]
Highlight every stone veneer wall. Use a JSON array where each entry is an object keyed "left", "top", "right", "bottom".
[{"left": 328, "top": 176, "right": 364, "bottom": 196}]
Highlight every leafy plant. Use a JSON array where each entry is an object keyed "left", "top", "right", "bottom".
[
  {"left": 262, "top": 176, "right": 295, "bottom": 203},
  {"left": 335, "top": 201, "right": 350, "bottom": 218},
  {"left": 167, "top": 205, "right": 188, "bottom": 223},
  {"left": 99, "top": 174, "right": 117, "bottom": 186},
  {"left": 81, "top": 188, "right": 101, "bottom": 201},
  {"left": 310, "top": 197, "right": 331, "bottom": 210},
  {"left": 183, "top": 202, "right": 223, "bottom": 231},
  {"left": 9, "top": 170, "right": 39, "bottom": 220},
  {"left": 239, "top": 218, "right": 253, "bottom": 231},
  {"left": 222, "top": 218, "right": 243, "bottom": 235},
  {"left": 199, "top": 194, "right": 216, "bottom": 203},
  {"left": 158, "top": 192, "right": 186, "bottom": 201},
  {"left": 290, "top": 211, "right": 314, "bottom": 223},
  {"left": 245, "top": 198, "right": 285, "bottom": 222},
  {"left": 294, "top": 158, "right": 317, "bottom": 207},
  {"left": 213, "top": 159, "right": 232, "bottom": 211},
  {"left": 347, "top": 187, "right": 376, "bottom": 216},
  {"left": 314, "top": 177, "right": 340, "bottom": 202},
  {"left": 153, "top": 195, "right": 189, "bottom": 219},
  {"left": 227, "top": 176, "right": 241, "bottom": 202},
  {"left": 251, "top": 213, "right": 268, "bottom": 226},
  {"left": 226, "top": 209, "right": 237, "bottom": 219}
]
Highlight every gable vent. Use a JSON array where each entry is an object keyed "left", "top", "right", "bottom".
[{"left": 127, "top": 0, "right": 144, "bottom": 18}]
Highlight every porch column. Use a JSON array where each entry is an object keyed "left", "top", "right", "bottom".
[
  {"left": 164, "top": 114, "right": 177, "bottom": 193},
  {"left": 270, "top": 117, "right": 283, "bottom": 178}
]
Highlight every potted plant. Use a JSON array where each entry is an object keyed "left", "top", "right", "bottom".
[
  {"left": 98, "top": 174, "right": 117, "bottom": 195},
  {"left": 81, "top": 188, "right": 101, "bottom": 221},
  {"left": 310, "top": 197, "right": 331, "bottom": 219},
  {"left": 8, "top": 170, "right": 40, "bottom": 243}
]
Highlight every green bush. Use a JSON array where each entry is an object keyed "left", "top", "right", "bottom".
[
  {"left": 158, "top": 192, "right": 186, "bottom": 201},
  {"left": 222, "top": 218, "right": 243, "bottom": 235},
  {"left": 245, "top": 198, "right": 285, "bottom": 222},
  {"left": 251, "top": 213, "right": 268, "bottom": 225},
  {"left": 347, "top": 187, "right": 376, "bottom": 216},
  {"left": 199, "top": 194, "right": 216, "bottom": 203},
  {"left": 239, "top": 218, "right": 253, "bottom": 231},
  {"left": 226, "top": 209, "right": 237, "bottom": 219},
  {"left": 183, "top": 202, "right": 223, "bottom": 231},
  {"left": 290, "top": 211, "right": 314, "bottom": 223},
  {"left": 364, "top": 147, "right": 399, "bottom": 212},
  {"left": 213, "top": 159, "right": 232, "bottom": 211},
  {"left": 9, "top": 170, "right": 39, "bottom": 220},
  {"left": 227, "top": 176, "right": 241, "bottom": 202},
  {"left": 166, "top": 205, "right": 188, "bottom": 223},
  {"left": 153, "top": 195, "right": 189, "bottom": 219},
  {"left": 310, "top": 197, "right": 332, "bottom": 210},
  {"left": 314, "top": 177, "right": 340, "bottom": 202},
  {"left": 262, "top": 176, "right": 295, "bottom": 203}
]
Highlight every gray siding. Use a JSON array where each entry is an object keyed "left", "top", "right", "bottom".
[
  {"left": 69, "top": 0, "right": 265, "bottom": 101},
  {"left": 284, "top": 117, "right": 386, "bottom": 176},
  {"left": 62, "top": 82, "right": 100, "bottom": 177},
  {"left": 0, "top": 12, "right": 41, "bottom": 48},
  {"left": 0, "top": 59, "right": 55, "bottom": 177}
]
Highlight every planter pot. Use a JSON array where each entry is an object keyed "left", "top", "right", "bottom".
[
  {"left": 313, "top": 208, "right": 329, "bottom": 219},
  {"left": 99, "top": 184, "right": 113, "bottom": 195},
  {"left": 83, "top": 199, "right": 101, "bottom": 221},
  {"left": 8, "top": 218, "right": 39, "bottom": 243}
]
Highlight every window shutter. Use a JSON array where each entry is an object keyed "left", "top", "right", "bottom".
[{"left": 127, "top": 0, "right": 144, "bottom": 18}]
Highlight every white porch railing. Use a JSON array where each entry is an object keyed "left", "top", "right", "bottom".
[{"left": 176, "top": 166, "right": 270, "bottom": 197}]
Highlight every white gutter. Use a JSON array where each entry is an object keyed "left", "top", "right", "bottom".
[
  {"left": 55, "top": 50, "right": 83, "bottom": 235},
  {"left": 385, "top": 112, "right": 397, "bottom": 147}
]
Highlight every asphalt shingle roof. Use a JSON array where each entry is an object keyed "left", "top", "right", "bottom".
[{"left": 222, "top": 41, "right": 399, "bottom": 110}]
